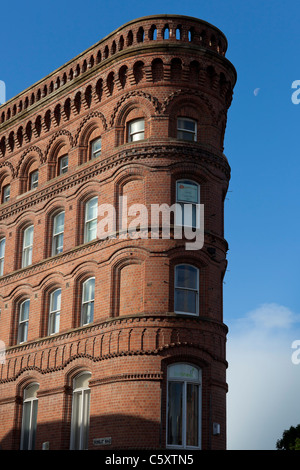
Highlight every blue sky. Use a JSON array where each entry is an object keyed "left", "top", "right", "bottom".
[{"left": 1, "top": 0, "right": 300, "bottom": 450}]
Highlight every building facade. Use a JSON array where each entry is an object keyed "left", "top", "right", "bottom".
[{"left": 0, "top": 15, "right": 236, "bottom": 450}]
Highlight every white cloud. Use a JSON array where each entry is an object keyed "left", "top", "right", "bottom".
[{"left": 226, "top": 303, "right": 300, "bottom": 450}]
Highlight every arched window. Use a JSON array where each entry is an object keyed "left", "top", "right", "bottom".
[
  {"left": 20, "top": 383, "right": 39, "bottom": 450},
  {"left": 81, "top": 277, "right": 95, "bottom": 325},
  {"left": 70, "top": 371, "right": 91, "bottom": 450},
  {"left": 0, "top": 237, "right": 5, "bottom": 275},
  {"left": 48, "top": 288, "right": 61, "bottom": 335},
  {"left": 128, "top": 118, "right": 145, "bottom": 142},
  {"left": 176, "top": 180, "right": 200, "bottom": 228},
  {"left": 22, "top": 225, "right": 34, "bottom": 268},
  {"left": 84, "top": 197, "right": 98, "bottom": 243},
  {"left": 52, "top": 211, "right": 65, "bottom": 256},
  {"left": 174, "top": 264, "right": 199, "bottom": 315},
  {"left": 18, "top": 299, "right": 30, "bottom": 344},
  {"left": 167, "top": 363, "right": 201, "bottom": 449}
]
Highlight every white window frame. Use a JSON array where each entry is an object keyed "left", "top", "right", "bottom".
[
  {"left": 59, "top": 154, "right": 68, "bottom": 175},
  {"left": 90, "top": 137, "right": 101, "bottom": 159},
  {"left": 128, "top": 118, "right": 145, "bottom": 142},
  {"left": 175, "top": 179, "right": 200, "bottom": 229},
  {"left": 84, "top": 197, "right": 98, "bottom": 243},
  {"left": 177, "top": 117, "right": 197, "bottom": 142},
  {"left": 22, "top": 225, "right": 34, "bottom": 268},
  {"left": 2, "top": 184, "right": 10, "bottom": 203},
  {"left": 81, "top": 277, "right": 95, "bottom": 326},
  {"left": 30, "top": 170, "right": 39, "bottom": 190},
  {"left": 48, "top": 288, "right": 61, "bottom": 335},
  {"left": 166, "top": 363, "right": 201, "bottom": 450},
  {"left": 20, "top": 383, "right": 39, "bottom": 450},
  {"left": 174, "top": 264, "right": 199, "bottom": 316},
  {"left": 70, "top": 372, "right": 91, "bottom": 450},
  {"left": 52, "top": 211, "right": 65, "bottom": 256},
  {"left": 0, "top": 237, "right": 5, "bottom": 276},
  {"left": 18, "top": 299, "right": 30, "bottom": 344}
]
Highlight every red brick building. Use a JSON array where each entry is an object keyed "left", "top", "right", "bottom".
[{"left": 0, "top": 14, "right": 236, "bottom": 450}]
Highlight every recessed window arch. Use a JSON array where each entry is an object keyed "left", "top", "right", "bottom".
[
  {"left": 20, "top": 382, "right": 39, "bottom": 450},
  {"left": 174, "top": 264, "right": 199, "bottom": 316},
  {"left": 70, "top": 371, "right": 91, "bottom": 450},
  {"left": 167, "top": 363, "right": 201, "bottom": 449},
  {"left": 81, "top": 277, "right": 95, "bottom": 325},
  {"left": 0, "top": 171, "right": 11, "bottom": 203},
  {"left": 20, "top": 157, "right": 40, "bottom": 194},
  {"left": 176, "top": 179, "right": 200, "bottom": 228}
]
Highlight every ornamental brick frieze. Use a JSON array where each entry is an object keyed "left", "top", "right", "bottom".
[{"left": 0, "top": 313, "right": 227, "bottom": 384}]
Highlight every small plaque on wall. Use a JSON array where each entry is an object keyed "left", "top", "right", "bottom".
[{"left": 93, "top": 437, "right": 112, "bottom": 446}]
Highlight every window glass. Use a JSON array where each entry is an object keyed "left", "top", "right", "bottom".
[
  {"left": 0, "top": 237, "right": 5, "bottom": 276},
  {"left": 22, "top": 225, "right": 34, "bottom": 268},
  {"left": 174, "top": 265, "right": 199, "bottom": 315},
  {"left": 52, "top": 211, "right": 65, "bottom": 255},
  {"left": 91, "top": 138, "right": 101, "bottom": 159},
  {"left": 81, "top": 277, "right": 95, "bottom": 325},
  {"left": 176, "top": 180, "right": 200, "bottom": 228},
  {"left": 30, "top": 170, "right": 39, "bottom": 189},
  {"left": 20, "top": 383, "right": 39, "bottom": 450},
  {"left": 59, "top": 155, "right": 68, "bottom": 174},
  {"left": 167, "top": 364, "right": 201, "bottom": 449},
  {"left": 2, "top": 184, "right": 10, "bottom": 203},
  {"left": 177, "top": 118, "right": 197, "bottom": 141},
  {"left": 70, "top": 372, "right": 91, "bottom": 450},
  {"left": 128, "top": 119, "right": 145, "bottom": 142},
  {"left": 48, "top": 289, "right": 61, "bottom": 335},
  {"left": 84, "top": 197, "right": 98, "bottom": 243},
  {"left": 18, "top": 299, "right": 30, "bottom": 343}
]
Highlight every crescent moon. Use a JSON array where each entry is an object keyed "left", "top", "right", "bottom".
[{"left": 254, "top": 88, "right": 260, "bottom": 96}]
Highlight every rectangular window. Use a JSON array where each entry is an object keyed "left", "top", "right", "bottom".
[
  {"left": 176, "top": 180, "right": 200, "bottom": 228},
  {"left": 59, "top": 155, "right": 68, "bottom": 174},
  {"left": 81, "top": 277, "right": 95, "bottom": 325},
  {"left": 128, "top": 119, "right": 145, "bottom": 142},
  {"left": 84, "top": 197, "right": 98, "bottom": 243},
  {"left": 177, "top": 118, "right": 197, "bottom": 142},
  {"left": 2, "top": 184, "right": 10, "bottom": 203},
  {"left": 22, "top": 225, "right": 34, "bottom": 268},
  {"left": 48, "top": 289, "right": 61, "bottom": 335},
  {"left": 174, "top": 265, "right": 199, "bottom": 315},
  {"left": 18, "top": 299, "right": 30, "bottom": 344},
  {"left": 90, "top": 138, "right": 101, "bottom": 159},
  {"left": 30, "top": 170, "right": 39, "bottom": 190},
  {"left": 0, "top": 237, "right": 5, "bottom": 276},
  {"left": 70, "top": 372, "right": 91, "bottom": 450},
  {"left": 52, "top": 211, "right": 65, "bottom": 255}
]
